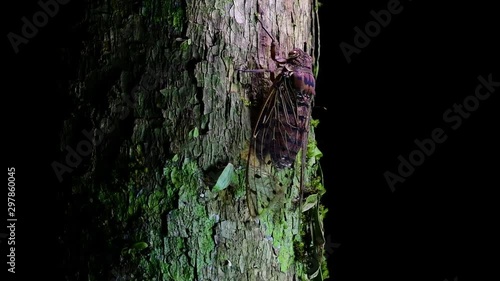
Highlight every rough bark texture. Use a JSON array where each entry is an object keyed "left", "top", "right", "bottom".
[{"left": 57, "top": 0, "right": 323, "bottom": 280}]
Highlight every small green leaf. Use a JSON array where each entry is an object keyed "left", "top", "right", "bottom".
[
  {"left": 132, "top": 242, "right": 149, "bottom": 250},
  {"left": 212, "top": 163, "right": 234, "bottom": 192},
  {"left": 302, "top": 194, "right": 318, "bottom": 212}
]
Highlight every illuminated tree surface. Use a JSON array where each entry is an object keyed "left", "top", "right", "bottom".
[{"left": 57, "top": 0, "right": 327, "bottom": 280}]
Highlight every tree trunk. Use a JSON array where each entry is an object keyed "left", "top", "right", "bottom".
[{"left": 58, "top": 0, "right": 324, "bottom": 280}]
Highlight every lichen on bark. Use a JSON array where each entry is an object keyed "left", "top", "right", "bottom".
[{"left": 58, "top": 0, "right": 325, "bottom": 280}]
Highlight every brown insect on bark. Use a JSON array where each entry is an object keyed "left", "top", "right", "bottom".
[{"left": 240, "top": 18, "right": 316, "bottom": 217}]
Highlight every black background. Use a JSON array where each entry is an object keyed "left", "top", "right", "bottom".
[{"left": 3, "top": 0, "right": 498, "bottom": 280}]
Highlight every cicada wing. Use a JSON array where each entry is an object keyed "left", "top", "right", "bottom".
[
  {"left": 246, "top": 75, "right": 305, "bottom": 216},
  {"left": 246, "top": 152, "right": 281, "bottom": 216}
]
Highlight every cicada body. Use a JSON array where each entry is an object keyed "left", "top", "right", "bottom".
[
  {"left": 243, "top": 27, "right": 316, "bottom": 217},
  {"left": 254, "top": 48, "right": 316, "bottom": 169}
]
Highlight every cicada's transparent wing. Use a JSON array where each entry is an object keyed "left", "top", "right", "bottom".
[
  {"left": 246, "top": 151, "right": 284, "bottom": 217},
  {"left": 246, "top": 74, "right": 305, "bottom": 217}
]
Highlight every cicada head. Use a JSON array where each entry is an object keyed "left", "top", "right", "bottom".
[{"left": 287, "top": 48, "right": 313, "bottom": 69}]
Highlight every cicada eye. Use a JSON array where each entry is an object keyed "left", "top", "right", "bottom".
[{"left": 288, "top": 50, "right": 298, "bottom": 58}]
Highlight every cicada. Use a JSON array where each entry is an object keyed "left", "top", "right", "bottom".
[{"left": 241, "top": 20, "right": 316, "bottom": 217}]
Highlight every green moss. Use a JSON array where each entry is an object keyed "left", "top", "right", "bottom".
[
  {"left": 168, "top": 6, "right": 185, "bottom": 31},
  {"left": 310, "top": 118, "right": 320, "bottom": 128},
  {"left": 258, "top": 191, "right": 297, "bottom": 273},
  {"left": 162, "top": 156, "right": 216, "bottom": 278},
  {"left": 242, "top": 123, "right": 328, "bottom": 275},
  {"left": 318, "top": 204, "right": 327, "bottom": 220},
  {"left": 321, "top": 258, "right": 330, "bottom": 280},
  {"left": 141, "top": 0, "right": 185, "bottom": 33},
  {"left": 162, "top": 237, "right": 195, "bottom": 280},
  {"left": 231, "top": 166, "right": 247, "bottom": 199},
  {"left": 91, "top": 153, "right": 216, "bottom": 280}
]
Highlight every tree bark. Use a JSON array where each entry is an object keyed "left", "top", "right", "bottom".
[{"left": 58, "top": 0, "right": 324, "bottom": 280}]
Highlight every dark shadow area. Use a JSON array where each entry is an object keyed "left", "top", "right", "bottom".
[{"left": 316, "top": 1, "right": 498, "bottom": 281}]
